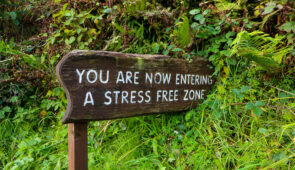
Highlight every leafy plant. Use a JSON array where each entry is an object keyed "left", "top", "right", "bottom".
[
  {"left": 48, "top": 3, "right": 103, "bottom": 50},
  {"left": 172, "top": 16, "right": 192, "bottom": 48},
  {"left": 231, "top": 31, "right": 293, "bottom": 73}
]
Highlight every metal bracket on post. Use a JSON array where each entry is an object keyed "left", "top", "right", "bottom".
[{"left": 68, "top": 122, "right": 88, "bottom": 170}]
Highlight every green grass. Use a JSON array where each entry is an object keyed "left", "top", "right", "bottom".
[
  {"left": 1, "top": 66, "right": 295, "bottom": 169},
  {"left": 1, "top": 1, "right": 295, "bottom": 169}
]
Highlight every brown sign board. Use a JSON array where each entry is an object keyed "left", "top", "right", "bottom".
[{"left": 56, "top": 50, "right": 214, "bottom": 124}]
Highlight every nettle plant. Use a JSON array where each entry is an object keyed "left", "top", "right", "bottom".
[{"left": 47, "top": 3, "right": 103, "bottom": 50}]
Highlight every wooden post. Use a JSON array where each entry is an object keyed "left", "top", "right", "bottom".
[{"left": 68, "top": 122, "right": 88, "bottom": 170}]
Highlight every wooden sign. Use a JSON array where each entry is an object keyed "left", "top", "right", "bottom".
[
  {"left": 56, "top": 50, "right": 214, "bottom": 123},
  {"left": 56, "top": 50, "right": 214, "bottom": 170}
]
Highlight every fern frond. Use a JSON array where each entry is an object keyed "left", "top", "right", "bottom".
[
  {"left": 173, "top": 16, "right": 192, "bottom": 48},
  {"left": 231, "top": 31, "right": 292, "bottom": 73}
]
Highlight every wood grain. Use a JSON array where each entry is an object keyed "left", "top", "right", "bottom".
[
  {"left": 56, "top": 50, "right": 214, "bottom": 123},
  {"left": 68, "top": 123, "right": 88, "bottom": 170}
]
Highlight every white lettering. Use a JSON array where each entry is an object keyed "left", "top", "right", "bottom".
[
  {"left": 154, "top": 72, "right": 162, "bottom": 84},
  {"left": 100, "top": 70, "right": 109, "bottom": 84},
  {"left": 86, "top": 69, "right": 97, "bottom": 83},
  {"left": 163, "top": 73, "right": 171, "bottom": 84},
  {"left": 130, "top": 91, "right": 136, "bottom": 104},
  {"left": 116, "top": 71, "right": 125, "bottom": 84},
  {"left": 138, "top": 91, "right": 144, "bottom": 103},
  {"left": 122, "top": 91, "right": 129, "bottom": 104},
  {"left": 145, "top": 91, "right": 151, "bottom": 103},
  {"left": 104, "top": 91, "right": 112, "bottom": 105},
  {"left": 183, "top": 90, "right": 188, "bottom": 101},
  {"left": 145, "top": 73, "right": 153, "bottom": 84},
  {"left": 176, "top": 73, "right": 180, "bottom": 85},
  {"left": 76, "top": 69, "right": 85, "bottom": 83},
  {"left": 181, "top": 74, "right": 186, "bottom": 85},
  {"left": 113, "top": 91, "right": 120, "bottom": 104},
  {"left": 134, "top": 72, "right": 139, "bottom": 84},
  {"left": 126, "top": 71, "right": 133, "bottom": 84},
  {"left": 83, "top": 91, "right": 94, "bottom": 106}
]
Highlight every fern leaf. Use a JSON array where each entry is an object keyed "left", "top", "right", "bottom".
[
  {"left": 231, "top": 31, "right": 292, "bottom": 73},
  {"left": 173, "top": 16, "right": 192, "bottom": 48}
]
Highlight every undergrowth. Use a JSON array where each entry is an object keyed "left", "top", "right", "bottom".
[{"left": 1, "top": 0, "right": 295, "bottom": 169}]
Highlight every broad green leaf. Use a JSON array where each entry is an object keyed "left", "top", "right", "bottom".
[
  {"left": 262, "top": 2, "right": 276, "bottom": 15},
  {"left": 104, "top": 8, "right": 111, "bottom": 14},
  {"left": 189, "top": 9, "right": 200, "bottom": 15},
  {"left": 2, "top": 106, "right": 11, "bottom": 113},
  {"left": 200, "top": 17, "right": 206, "bottom": 24},
  {"left": 202, "top": 9, "right": 211, "bottom": 15},
  {"left": 163, "top": 50, "right": 169, "bottom": 56},
  {"left": 194, "top": 14, "right": 203, "bottom": 21},
  {"left": 69, "top": 36, "right": 75, "bottom": 44},
  {"left": 168, "top": 44, "right": 175, "bottom": 50},
  {"left": 253, "top": 107, "right": 263, "bottom": 116},
  {"left": 279, "top": 22, "right": 295, "bottom": 33},
  {"left": 172, "top": 48, "right": 182, "bottom": 52},
  {"left": 10, "top": 96, "right": 18, "bottom": 103},
  {"left": 245, "top": 102, "right": 254, "bottom": 110}
]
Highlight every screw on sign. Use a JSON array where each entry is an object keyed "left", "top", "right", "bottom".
[{"left": 56, "top": 50, "right": 214, "bottom": 170}]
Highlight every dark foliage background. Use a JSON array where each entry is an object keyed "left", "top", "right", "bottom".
[{"left": 1, "top": 0, "right": 295, "bottom": 169}]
